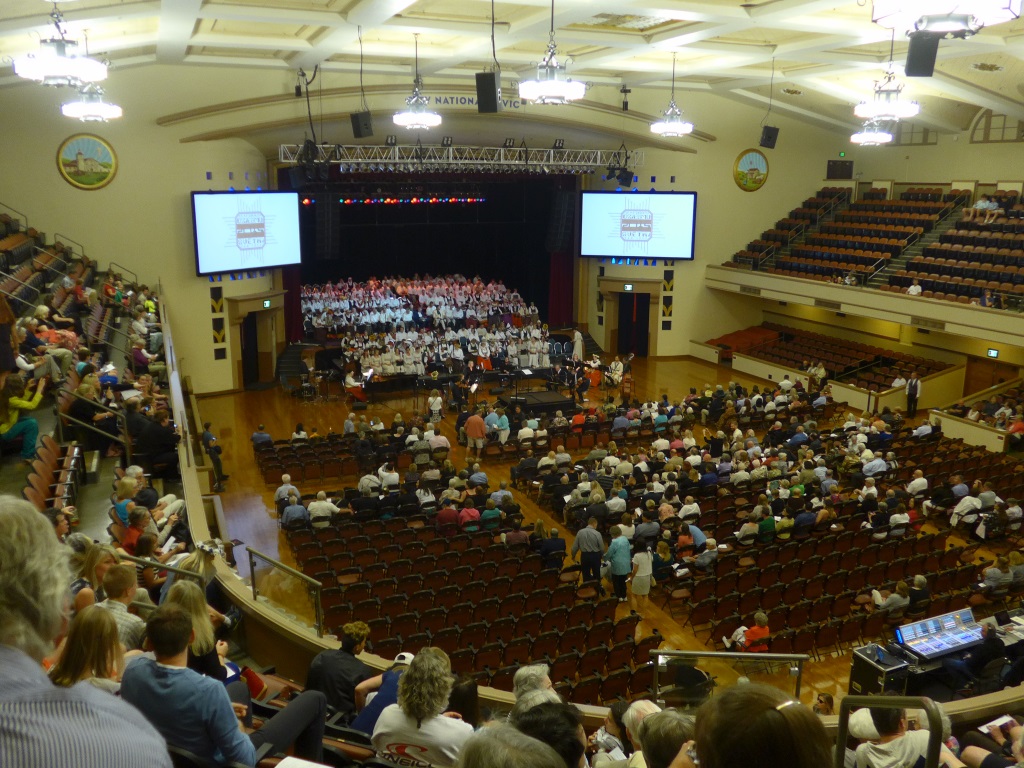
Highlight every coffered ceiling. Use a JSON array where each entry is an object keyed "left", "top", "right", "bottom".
[{"left": 2, "top": 0, "right": 1023, "bottom": 136}]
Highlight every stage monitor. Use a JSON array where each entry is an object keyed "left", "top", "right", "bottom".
[
  {"left": 894, "top": 607, "right": 982, "bottom": 661},
  {"left": 580, "top": 191, "right": 697, "bottom": 260},
  {"left": 191, "top": 191, "right": 302, "bottom": 276}
]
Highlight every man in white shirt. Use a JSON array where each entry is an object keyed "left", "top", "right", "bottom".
[
  {"left": 906, "top": 279, "right": 922, "bottom": 296},
  {"left": 891, "top": 373, "right": 907, "bottom": 389},
  {"left": 307, "top": 491, "right": 341, "bottom": 528},
  {"left": 679, "top": 497, "right": 701, "bottom": 521},
  {"left": 378, "top": 462, "right": 400, "bottom": 488},
  {"left": 778, "top": 376, "right": 794, "bottom": 392},
  {"left": 357, "top": 472, "right": 382, "bottom": 495},
  {"left": 905, "top": 470, "right": 928, "bottom": 497}
]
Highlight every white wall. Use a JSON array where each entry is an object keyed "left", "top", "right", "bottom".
[{"left": 0, "top": 67, "right": 292, "bottom": 392}]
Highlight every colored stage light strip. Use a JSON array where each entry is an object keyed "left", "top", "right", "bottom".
[{"left": 336, "top": 196, "right": 487, "bottom": 205}]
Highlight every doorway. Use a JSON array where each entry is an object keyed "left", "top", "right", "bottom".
[
  {"left": 241, "top": 314, "right": 260, "bottom": 388},
  {"left": 963, "top": 357, "right": 1020, "bottom": 396},
  {"left": 617, "top": 292, "right": 650, "bottom": 357}
]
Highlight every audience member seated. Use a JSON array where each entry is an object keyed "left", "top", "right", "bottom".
[
  {"left": 371, "top": 647, "right": 474, "bottom": 766},
  {"left": 0, "top": 374, "right": 45, "bottom": 462},
  {"left": 306, "top": 621, "right": 372, "bottom": 720},
  {"left": 0, "top": 500, "right": 170, "bottom": 767},
  {"left": 122, "top": 603, "right": 328, "bottom": 767}
]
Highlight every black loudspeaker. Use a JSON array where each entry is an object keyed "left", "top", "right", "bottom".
[
  {"left": 827, "top": 160, "right": 854, "bottom": 180},
  {"left": 352, "top": 401, "right": 368, "bottom": 411},
  {"left": 759, "top": 125, "right": 780, "bottom": 149},
  {"left": 350, "top": 111, "right": 374, "bottom": 139},
  {"left": 905, "top": 33, "right": 941, "bottom": 77},
  {"left": 475, "top": 71, "right": 502, "bottom": 113}
]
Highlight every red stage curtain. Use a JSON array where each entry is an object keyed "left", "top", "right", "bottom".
[
  {"left": 547, "top": 249, "right": 574, "bottom": 326},
  {"left": 282, "top": 265, "right": 304, "bottom": 343}
]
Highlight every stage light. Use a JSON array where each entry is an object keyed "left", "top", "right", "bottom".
[
  {"left": 503, "top": 138, "right": 515, "bottom": 148},
  {"left": 385, "top": 135, "right": 398, "bottom": 146},
  {"left": 442, "top": 136, "right": 453, "bottom": 147},
  {"left": 553, "top": 139, "right": 565, "bottom": 149}
]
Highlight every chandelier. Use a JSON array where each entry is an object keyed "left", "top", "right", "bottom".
[
  {"left": 518, "top": 0, "right": 586, "bottom": 104},
  {"left": 650, "top": 53, "right": 694, "bottom": 137},
  {"left": 850, "top": 120, "right": 894, "bottom": 146},
  {"left": 13, "top": 7, "right": 107, "bottom": 87},
  {"left": 393, "top": 35, "right": 441, "bottom": 130},
  {"left": 871, "top": 0, "right": 1021, "bottom": 35},
  {"left": 854, "top": 70, "right": 919, "bottom": 120},
  {"left": 62, "top": 84, "right": 122, "bottom": 121}
]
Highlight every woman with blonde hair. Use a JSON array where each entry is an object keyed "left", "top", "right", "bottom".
[
  {"left": 164, "top": 580, "right": 230, "bottom": 681},
  {"left": 113, "top": 476, "right": 138, "bottom": 527},
  {"left": 372, "top": 647, "right": 473, "bottom": 767},
  {"left": 69, "top": 378, "right": 121, "bottom": 456},
  {"left": 427, "top": 388, "right": 444, "bottom": 424},
  {"left": 70, "top": 543, "right": 119, "bottom": 613},
  {"left": 159, "top": 540, "right": 220, "bottom": 603},
  {"left": 49, "top": 605, "right": 125, "bottom": 693}
]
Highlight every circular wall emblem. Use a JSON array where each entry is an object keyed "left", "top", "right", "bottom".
[
  {"left": 733, "top": 148, "right": 769, "bottom": 192},
  {"left": 57, "top": 134, "right": 117, "bottom": 190}
]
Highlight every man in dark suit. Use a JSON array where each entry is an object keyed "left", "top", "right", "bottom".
[
  {"left": 538, "top": 527, "right": 567, "bottom": 569},
  {"left": 905, "top": 373, "right": 921, "bottom": 418}
]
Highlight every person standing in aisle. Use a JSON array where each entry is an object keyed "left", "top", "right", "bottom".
[{"left": 906, "top": 372, "right": 921, "bottom": 418}]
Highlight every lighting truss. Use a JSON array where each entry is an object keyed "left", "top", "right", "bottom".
[{"left": 278, "top": 143, "right": 644, "bottom": 175}]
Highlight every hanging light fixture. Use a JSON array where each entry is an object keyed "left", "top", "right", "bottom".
[
  {"left": 854, "top": 72, "right": 920, "bottom": 120},
  {"left": 13, "top": 6, "right": 107, "bottom": 87},
  {"left": 850, "top": 120, "right": 894, "bottom": 146},
  {"left": 393, "top": 35, "right": 441, "bottom": 130},
  {"left": 518, "top": 0, "right": 586, "bottom": 104},
  {"left": 854, "top": 35, "right": 919, "bottom": 121},
  {"left": 872, "top": 0, "right": 1021, "bottom": 35},
  {"left": 650, "top": 53, "right": 694, "bottom": 137},
  {"left": 61, "top": 83, "right": 122, "bottom": 121}
]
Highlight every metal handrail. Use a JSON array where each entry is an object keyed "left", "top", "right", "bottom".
[
  {"left": 53, "top": 233, "right": 87, "bottom": 259},
  {"left": 118, "top": 551, "right": 202, "bottom": 580},
  {"left": 835, "top": 696, "right": 945, "bottom": 768},
  {"left": 55, "top": 390, "right": 132, "bottom": 463},
  {"left": 108, "top": 261, "right": 138, "bottom": 285},
  {"left": 0, "top": 269, "right": 41, "bottom": 300},
  {"left": 0, "top": 202, "right": 29, "bottom": 228},
  {"left": 33, "top": 245, "right": 69, "bottom": 272},
  {"left": 246, "top": 545, "right": 324, "bottom": 637},
  {"left": 650, "top": 648, "right": 812, "bottom": 700}
]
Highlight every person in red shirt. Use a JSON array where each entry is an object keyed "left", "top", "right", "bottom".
[
  {"left": 723, "top": 611, "right": 770, "bottom": 652},
  {"left": 119, "top": 507, "right": 150, "bottom": 555},
  {"left": 464, "top": 409, "right": 487, "bottom": 461},
  {"left": 1007, "top": 415, "right": 1024, "bottom": 450},
  {"left": 434, "top": 500, "right": 460, "bottom": 534}
]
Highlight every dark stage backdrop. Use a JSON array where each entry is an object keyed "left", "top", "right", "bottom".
[{"left": 279, "top": 170, "right": 575, "bottom": 341}]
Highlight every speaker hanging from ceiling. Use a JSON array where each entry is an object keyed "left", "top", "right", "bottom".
[
  {"left": 759, "top": 126, "right": 780, "bottom": 149},
  {"left": 905, "top": 33, "right": 941, "bottom": 77}
]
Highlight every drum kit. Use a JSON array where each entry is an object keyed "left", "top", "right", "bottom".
[{"left": 300, "top": 369, "right": 341, "bottom": 403}]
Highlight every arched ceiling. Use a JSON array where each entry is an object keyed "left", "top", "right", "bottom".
[{"left": 2, "top": 0, "right": 1023, "bottom": 142}]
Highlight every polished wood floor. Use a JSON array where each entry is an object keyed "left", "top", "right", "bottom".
[{"left": 197, "top": 354, "right": 961, "bottom": 708}]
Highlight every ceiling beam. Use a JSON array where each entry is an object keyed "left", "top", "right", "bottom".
[
  {"left": 727, "top": 87, "right": 860, "bottom": 131},
  {"left": 290, "top": 0, "right": 417, "bottom": 72},
  {"left": 156, "top": 0, "right": 202, "bottom": 63},
  {"left": 928, "top": 72, "right": 1024, "bottom": 120}
]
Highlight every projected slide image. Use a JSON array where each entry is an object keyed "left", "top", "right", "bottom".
[
  {"left": 580, "top": 192, "right": 696, "bottom": 260},
  {"left": 193, "top": 192, "right": 301, "bottom": 275}
]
